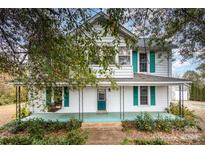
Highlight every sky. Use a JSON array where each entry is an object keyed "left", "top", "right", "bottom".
[{"left": 172, "top": 50, "right": 198, "bottom": 77}]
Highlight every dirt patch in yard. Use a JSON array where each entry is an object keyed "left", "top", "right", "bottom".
[
  {"left": 184, "top": 101, "right": 205, "bottom": 134},
  {"left": 0, "top": 104, "right": 16, "bottom": 126},
  {"left": 84, "top": 127, "right": 203, "bottom": 145},
  {"left": 82, "top": 122, "right": 203, "bottom": 145},
  {"left": 124, "top": 129, "right": 202, "bottom": 145}
]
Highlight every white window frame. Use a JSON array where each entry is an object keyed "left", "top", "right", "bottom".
[
  {"left": 139, "top": 53, "right": 148, "bottom": 72},
  {"left": 138, "top": 50, "right": 150, "bottom": 73},
  {"left": 139, "top": 86, "right": 150, "bottom": 106},
  {"left": 118, "top": 47, "right": 131, "bottom": 66},
  {"left": 97, "top": 88, "right": 106, "bottom": 101}
]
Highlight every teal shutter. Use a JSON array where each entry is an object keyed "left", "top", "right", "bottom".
[
  {"left": 46, "top": 87, "right": 51, "bottom": 105},
  {"left": 150, "top": 86, "right": 156, "bottom": 106},
  {"left": 133, "top": 86, "right": 138, "bottom": 106},
  {"left": 64, "top": 87, "right": 69, "bottom": 107},
  {"left": 132, "top": 49, "right": 138, "bottom": 73},
  {"left": 150, "top": 51, "right": 155, "bottom": 73}
]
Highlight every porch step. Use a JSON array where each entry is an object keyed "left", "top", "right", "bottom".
[{"left": 81, "top": 122, "right": 122, "bottom": 130}]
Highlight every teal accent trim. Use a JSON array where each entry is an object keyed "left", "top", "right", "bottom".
[
  {"left": 132, "top": 50, "right": 138, "bottom": 73},
  {"left": 150, "top": 51, "right": 155, "bottom": 73},
  {"left": 97, "top": 100, "right": 106, "bottom": 110},
  {"left": 46, "top": 87, "right": 51, "bottom": 105},
  {"left": 150, "top": 86, "right": 156, "bottom": 106},
  {"left": 64, "top": 87, "right": 69, "bottom": 107},
  {"left": 133, "top": 86, "right": 138, "bottom": 106}
]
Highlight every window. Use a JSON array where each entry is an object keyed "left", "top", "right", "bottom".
[
  {"left": 118, "top": 47, "right": 130, "bottom": 65},
  {"left": 139, "top": 53, "right": 147, "bottom": 72},
  {"left": 97, "top": 89, "right": 106, "bottom": 101},
  {"left": 54, "top": 87, "right": 62, "bottom": 104},
  {"left": 140, "top": 86, "right": 148, "bottom": 105}
]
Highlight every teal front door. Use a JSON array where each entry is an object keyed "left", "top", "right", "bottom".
[
  {"left": 98, "top": 100, "right": 106, "bottom": 110},
  {"left": 97, "top": 89, "right": 106, "bottom": 111}
]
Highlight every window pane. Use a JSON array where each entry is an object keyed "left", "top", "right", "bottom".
[
  {"left": 140, "top": 86, "right": 148, "bottom": 105},
  {"left": 119, "top": 56, "right": 130, "bottom": 65},
  {"left": 119, "top": 47, "right": 130, "bottom": 56},
  {"left": 54, "top": 87, "right": 62, "bottom": 103},
  {"left": 98, "top": 89, "right": 106, "bottom": 101},
  {"left": 140, "top": 53, "right": 147, "bottom": 72}
]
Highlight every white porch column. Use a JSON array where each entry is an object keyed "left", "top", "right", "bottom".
[
  {"left": 51, "top": 87, "right": 54, "bottom": 104},
  {"left": 62, "top": 87, "right": 64, "bottom": 107}
]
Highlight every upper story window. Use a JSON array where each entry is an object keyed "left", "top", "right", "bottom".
[
  {"left": 140, "top": 86, "right": 148, "bottom": 105},
  {"left": 139, "top": 53, "right": 147, "bottom": 72},
  {"left": 118, "top": 47, "right": 130, "bottom": 65}
]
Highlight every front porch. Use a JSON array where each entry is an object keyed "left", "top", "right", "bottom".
[{"left": 22, "top": 112, "right": 179, "bottom": 123}]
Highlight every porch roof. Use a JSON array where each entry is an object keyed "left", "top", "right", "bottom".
[
  {"left": 99, "top": 73, "right": 191, "bottom": 86},
  {"left": 8, "top": 73, "right": 191, "bottom": 86}
]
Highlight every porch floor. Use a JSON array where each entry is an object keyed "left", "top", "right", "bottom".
[{"left": 22, "top": 112, "right": 179, "bottom": 123}]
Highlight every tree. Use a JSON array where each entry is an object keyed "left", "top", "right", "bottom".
[
  {"left": 1, "top": 8, "right": 205, "bottom": 88},
  {"left": 183, "top": 70, "right": 200, "bottom": 82},
  {"left": 197, "top": 63, "right": 205, "bottom": 79},
  {"left": 0, "top": 9, "right": 133, "bottom": 88}
]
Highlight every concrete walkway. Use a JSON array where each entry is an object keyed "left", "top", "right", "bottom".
[{"left": 82, "top": 122, "right": 126, "bottom": 145}]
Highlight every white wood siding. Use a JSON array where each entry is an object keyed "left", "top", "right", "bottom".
[
  {"left": 30, "top": 86, "right": 169, "bottom": 113},
  {"left": 152, "top": 51, "right": 171, "bottom": 77},
  {"left": 91, "top": 24, "right": 172, "bottom": 78},
  {"left": 92, "top": 65, "right": 133, "bottom": 78}
]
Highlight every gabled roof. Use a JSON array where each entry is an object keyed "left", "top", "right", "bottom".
[
  {"left": 82, "top": 12, "right": 172, "bottom": 50},
  {"left": 87, "top": 12, "right": 137, "bottom": 40}
]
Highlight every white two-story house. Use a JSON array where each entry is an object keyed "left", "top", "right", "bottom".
[{"left": 25, "top": 12, "right": 190, "bottom": 121}]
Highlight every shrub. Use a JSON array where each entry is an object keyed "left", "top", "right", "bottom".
[
  {"left": 122, "top": 112, "right": 198, "bottom": 132},
  {"left": 167, "top": 103, "right": 196, "bottom": 121},
  {"left": 66, "top": 118, "right": 81, "bottom": 131},
  {"left": 134, "top": 138, "right": 168, "bottom": 145},
  {"left": 200, "top": 136, "right": 205, "bottom": 145},
  {"left": 31, "top": 129, "right": 88, "bottom": 145},
  {"left": 0, "top": 136, "right": 32, "bottom": 145},
  {"left": 42, "top": 120, "right": 67, "bottom": 132},
  {"left": 31, "top": 137, "right": 67, "bottom": 145},
  {"left": 66, "top": 129, "right": 88, "bottom": 145},
  {"left": 8, "top": 118, "right": 81, "bottom": 134},
  {"left": 20, "top": 106, "right": 31, "bottom": 118},
  {"left": 155, "top": 117, "right": 172, "bottom": 132},
  {"left": 0, "top": 129, "right": 88, "bottom": 145},
  {"left": 10, "top": 121, "right": 28, "bottom": 134},
  {"left": 134, "top": 112, "right": 155, "bottom": 132},
  {"left": 121, "top": 138, "right": 132, "bottom": 145},
  {"left": 27, "top": 119, "right": 45, "bottom": 139},
  {"left": 0, "top": 118, "right": 86, "bottom": 145}
]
